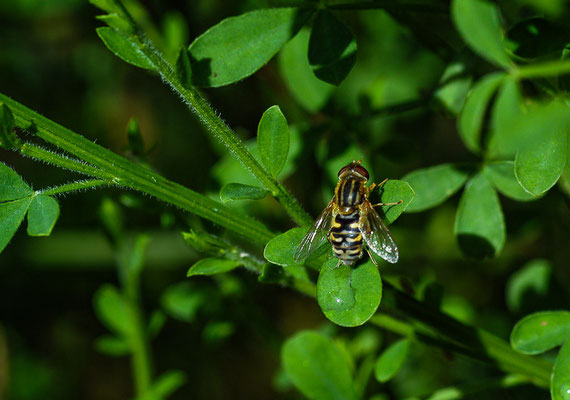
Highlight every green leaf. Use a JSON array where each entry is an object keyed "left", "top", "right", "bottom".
[
  {"left": 308, "top": 10, "right": 357, "bottom": 86},
  {"left": 126, "top": 117, "right": 145, "bottom": 157},
  {"left": 94, "top": 335, "right": 130, "bottom": 356},
  {"left": 515, "top": 128, "right": 567, "bottom": 196},
  {"left": 150, "top": 370, "right": 186, "bottom": 399},
  {"left": 551, "top": 339, "right": 570, "bottom": 400},
  {"left": 488, "top": 78, "right": 525, "bottom": 158},
  {"left": 187, "top": 257, "right": 241, "bottom": 277},
  {"left": 374, "top": 339, "right": 411, "bottom": 383},
  {"left": 457, "top": 72, "right": 504, "bottom": 153},
  {"left": 511, "top": 311, "right": 570, "bottom": 354},
  {"left": 317, "top": 258, "right": 382, "bottom": 327},
  {"left": 403, "top": 164, "right": 469, "bottom": 213},
  {"left": 375, "top": 180, "right": 415, "bottom": 224},
  {"left": 93, "top": 284, "right": 134, "bottom": 337},
  {"left": 257, "top": 106, "right": 290, "bottom": 178},
  {"left": 451, "top": 0, "right": 511, "bottom": 68},
  {"left": 175, "top": 47, "right": 192, "bottom": 89},
  {"left": 278, "top": 27, "right": 334, "bottom": 112},
  {"left": 147, "top": 310, "right": 166, "bottom": 338},
  {"left": 96, "top": 27, "right": 155, "bottom": 70},
  {"left": 484, "top": 162, "right": 538, "bottom": 201},
  {"left": 454, "top": 173, "right": 505, "bottom": 258},
  {"left": 27, "top": 194, "right": 60, "bottom": 236},
  {"left": 506, "top": 259, "right": 551, "bottom": 313},
  {"left": 0, "top": 197, "right": 33, "bottom": 254},
  {"left": 264, "top": 227, "right": 315, "bottom": 267},
  {"left": 282, "top": 331, "right": 358, "bottom": 400},
  {"left": 220, "top": 183, "right": 269, "bottom": 203},
  {"left": 161, "top": 282, "right": 204, "bottom": 323},
  {"left": 188, "top": 8, "right": 311, "bottom": 87},
  {"left": 0, "top": 162, "right": 34, "bottom": 201},
  {"left": 0, "top": 103, "right": 20, "bottom": 150},
  {"left": 433, "top": 58, "right": 473, "bottom": 115}
]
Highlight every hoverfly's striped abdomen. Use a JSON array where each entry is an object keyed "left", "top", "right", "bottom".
[{"left": 328, "top": 211, "right": 364, "bottom": 265}]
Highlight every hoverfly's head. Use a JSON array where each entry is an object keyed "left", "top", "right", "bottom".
[{"left": 338, "top": 160, "right": 369, "bottom": 181}]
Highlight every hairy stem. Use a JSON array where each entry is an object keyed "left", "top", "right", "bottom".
[{"left": 39, "top": 179, "right": 109, "bottom": 196}]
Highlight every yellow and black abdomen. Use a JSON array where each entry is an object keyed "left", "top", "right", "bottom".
[{"left": 328, "top": 210, "right": 364, "bottom": 265}]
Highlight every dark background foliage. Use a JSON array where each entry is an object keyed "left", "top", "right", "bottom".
[{"left": 0, "top": 0, "right": 569, "bottom": 399}]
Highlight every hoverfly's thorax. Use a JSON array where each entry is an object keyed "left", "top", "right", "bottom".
[{"left": 335, "top": 177, "right": 366, "bottom": 214}]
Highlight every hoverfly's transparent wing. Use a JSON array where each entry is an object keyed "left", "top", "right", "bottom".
[
  {"left": 294, "top": 200, "right": 335, "bottom": 263},
  {"left": 360, "top": 200, "right": 399, "bottom": 264}
]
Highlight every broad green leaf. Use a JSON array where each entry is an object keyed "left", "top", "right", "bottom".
[
  {"left": 188, "top": 8, "right": 311, "bottom": 87},
  {"left": 403, "top": 164, "right": 469, "bottom": 212},
  {"left": 433, "top": 58, "right": 473, "bottom": 115},
  {"left": 511, "top": 311, "right": 570, "bottom": 354},
  {"left": 150, "top": 370, "right": 186, "bottom": 399},
  {"left": 220, "top": 183, "right": 269, "bottom": 203},
  {"left": 0, "top": 103, "right": 20, "bottom": 150},
  {"left": 375, "top": 180, "right": 415, "bottom": 224},
  {"left": 147, "top": 310, "right": 166, "bottom": 338},
  {"left": 282, "top": 331, "right": 358, "bottom": 400},
  {"left": 374, "top": 339, "right": 411, "bottom": 383},
  {"left": 488, "top": 78, "right": 524, "bottom": 157},
  {"left": 317, "top": 258, "right": 382, "bottom": 327},
  {"left": 484, "top": 162, "right": 537, "bottom": 201},
  {"left": 552, "top": 339, "right": 570, "bottom": 400},
  {"left": 175, "top": 47, "right": 192, "bottom": 89},
  {"left": 0, "top": 197, "right": 33, "bottom": 253},
  {"left": 93, "top": 284, "right": 134, "bottom": 337},
  {"left": 308, "top": 10, "right": 357, "bottom": 86},
  {"left": 89, "top": 0, "right": 122, "bottom": 14},
  {"left": 264, "top": 227, "right": 312, "bottom": 267},
  {"left": 278, "top": 27, "right": 334, "bottom": 112},
  {"left": 161, "top": 282, "right": 204, "bottom": 323},
  {"left": 95, "top": 335, "right": 130, "bottom": 356},
  {"left": 451, "top": 0, "right": 511, "bottom": 68},
  {"left": 457, "top": 72, "right": 504, "bottom": 153},
  {"left": 506, "top": 259, "right": 551, "bottom": 313},
  {"left": 187, "top": 257, "right": 241, "bottom": 277},
  {"left": 0, "top": 162, "right": 33, "bottom": 201},
  {"left": 515, "top": 129, "right": 567, "bottom": 196},
  {"left": 27, "top": 194, "right": 60, "bottom": 236},
  {"left": 96, "top": 27, "right": 155, "bottom": 70},
  {"left": 454, "top": 173, "right": 505, "bottom": 258},
  {"left": 257, "top": 105, "right": 290, "bottom": 178}
]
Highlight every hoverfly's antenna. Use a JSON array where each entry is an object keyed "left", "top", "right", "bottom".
[{"left": 352, "top": 159, "right": 363, "bottom": 165}]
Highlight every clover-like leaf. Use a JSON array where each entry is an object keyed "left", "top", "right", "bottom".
[
  {"left": 457, "top": 72, "right": 504, "bottom": 154},
  {"left": 552, "top": 339, "right": 570, "bottom": 400},
  {"left": 187, "top": 257, "right": 241, "bottom": 277},
  {"left": 189, "top": 8, "right": 311, "bottom": 87},
  {"left": 376, "top": 180, "right": 415, "bottom": 225},
  {"left": 257, "top": 105, "right": 290, "bottom": 178},
  {"left": 282, "top": 331, "right": 358, "bottom": 400},
  {"left": 451, "top": 0, "right": 511, "bottom": 68},
  {"left": 0, "top": 197, "right": 33, "bottom": 254},
  {"left": 374, "top": 339, "right": 411, "bottom": 383},
  {"left": 484, "top": 161, "right": 537, "bottom": 201},
  {"left": 403, "top": 164, "right": 469, "bottom": 213},
  {"left": 96, "top": 27, "right": 155, "bottom": 70},
  {"left": 308, "top": 10, "right": 357, "bottom": 85},
  {"left": 264, "top": 227, "right": 316, "bottom": 267},
  {"left": 317, "top": 258, "right": 382, "bottom": 327},
  {"left": 488, "top": 77, "right": 524, "bottom": 158},
  {"left": 454, "top": 173, "right": 505, "bottom": 258},
  {"left": 433, "top": 57, "right": 473, "bottom": 115},
  {"left": 161, "top": 282, "right": 204, "bottom": 323},
  {"left": 27, "top": 194, "right": 60, "bottom": 236},
  {"left": 511, "top": 311, "right": 570, "bottom": 355},
  {"left": 506, "top": 259, "right": 551, "bottom": 313},
  {"left": 0, "top": 162, "right": 34, "bottom": 202},
  {"left": 220, "top": 183, "right": 269, "bottom": 203},
  {"left": 93, "top": 284, "right": 134, "bottom": 338},
  {"left": 279, "top": 28, "right": 334, "bottom": 112}
]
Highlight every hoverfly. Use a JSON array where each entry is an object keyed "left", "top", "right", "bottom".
[{"left": 295, "top": 161, "right": 401, "bottom": 267}]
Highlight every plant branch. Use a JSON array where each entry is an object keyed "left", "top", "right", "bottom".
[
  {"left": 513, "top": 59, "right": 570, "bottom": 80},
  {"left": 39, "top": 179, "right": 109, "bottom": 196},
  {"left": 0, "top": 92, "right": 275, "bottom": 244}
]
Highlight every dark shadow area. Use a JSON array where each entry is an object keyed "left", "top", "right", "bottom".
[{"left": 457, "top": 234, "right": 496, "bottom": 259}]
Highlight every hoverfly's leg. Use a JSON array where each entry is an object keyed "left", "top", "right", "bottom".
[
  {"left": 369, "top": 178, "right": 389, "bottom": 197},
  {"left": 372, "top": 199, "right": 403, "bottom": 208},
  {"left": 366, "top": 247, "right": 379, "bottom": 267},
  {"left": 335, "top": 259, "right": 342, "bottom": 268}
]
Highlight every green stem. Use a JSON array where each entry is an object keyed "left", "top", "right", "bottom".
[
  {"left": 512, "top": 59, "right": 570, "bottom": 80},
  {"left": 39, "top": 179, "right": 109, "bottom": 196},
  {"left": 0, "top": 93, "right": 274, "bottom": 244}
]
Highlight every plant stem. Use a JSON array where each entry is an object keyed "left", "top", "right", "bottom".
[
  {"left": 39, "top": 179, "right": 109, "bottom": 196},
  {"left": 0, "top": 93, "right": 275, "bottom": 244},
  {"left": 513, "top": 59, "right": 570, "bottom": 80}
]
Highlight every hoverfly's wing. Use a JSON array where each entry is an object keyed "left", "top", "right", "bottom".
[
  {"left": 360, "top": 200, "right": 399, "bottom": 264},
  {"left": 294, "top": 200, "right": 335, "bottom": 263}
]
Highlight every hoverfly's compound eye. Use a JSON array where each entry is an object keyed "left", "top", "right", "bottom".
[
  {"left": 338, "top": 165, "right": 351, "bottom": 178},
  {"left": 353, "top": 165, "right": 369, "bottom": 180}
]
